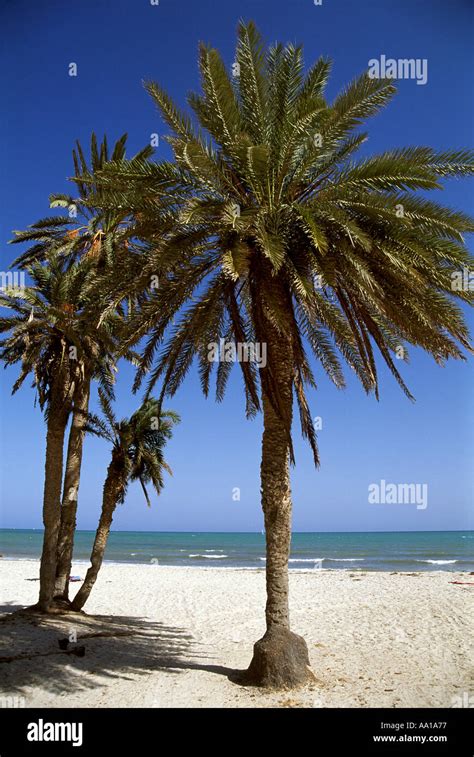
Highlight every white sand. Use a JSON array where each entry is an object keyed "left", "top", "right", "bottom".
[{"left": 0, "top": 559, "right": 472, "bottom": 708}]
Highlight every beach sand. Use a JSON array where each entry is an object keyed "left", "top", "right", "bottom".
[{"left": 0, "top": 560, "right": 472, "bottom": 708}]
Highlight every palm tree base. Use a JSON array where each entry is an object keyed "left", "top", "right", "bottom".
[
  {"left": 243, "top": 626, "right": 315, "bottom": 689},
  {"left": 19, "top": 604, "right": 65, "bottom": 616},
  {"left": 51, "top": 595, "right": 75, "bottom": 612},
  {"left": 19, "top": 599, "right": 84, "bottom": 616}
]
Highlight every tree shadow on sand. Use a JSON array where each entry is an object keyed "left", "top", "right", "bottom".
[
  {"left": 0, "top": 610, "right": 240, "bottom": 700},
  {"left": 0, "top": 602, "right": 27, "bottom": 613}
]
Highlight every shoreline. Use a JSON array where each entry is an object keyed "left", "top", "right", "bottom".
[{"left": 0, "top": 555, "right": 470, "bottom": 573}]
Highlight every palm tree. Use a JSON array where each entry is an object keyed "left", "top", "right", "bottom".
[
  {"left": 10, "top": 133, "right": 150, "bottom": 271},
  {"left": 0, "top": 258, "right": 117, "bottom": 611},
  {"left": 71, "top": 395, "right": 179, "bottom": 610},
  {"left": 10, "top": 134, "right": 148, "bottom": 602},
  {"left": 93, "top": 22, "right": 473, "bottom": 686},
  {"left": 53, "top": 301, "right": 128, "bottom": 603}
]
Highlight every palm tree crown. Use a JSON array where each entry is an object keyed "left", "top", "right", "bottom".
[
  {"left": 9, "top": 133, "right": 153, "bottom": 271},
  {"left": 86, "top": 393, "right": 180, "bottom": 505},
  {"left": 0, "top": 257, "right": 120, "bottom": 411},
  {"left": 102, "top": 21, "right": 473, "bottom": 465}
]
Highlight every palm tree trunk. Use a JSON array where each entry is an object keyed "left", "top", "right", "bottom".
[
  {"left": 71, "top": 460, "right": 122, "bottom": 611},
  {"left": 245, "top": 269, "right": 313, "bottom": 688},
  {"left": 261, "top": 388, "right": 293, "bottom": 630},
  {"left": 54, "top": 378, "right": 91, "bottom": 600},
  {"left": 38, "top": 374, "right": 74, "bottom": 612}
]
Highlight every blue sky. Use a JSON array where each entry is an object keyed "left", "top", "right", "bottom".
[{"left": 0, "top": 0, "right": 473, "bottom": 533}]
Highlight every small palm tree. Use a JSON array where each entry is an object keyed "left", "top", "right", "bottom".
[
  {"left": 90, "top": 22, "right": 473, "bottom": 686},
  {"left": 71, "top": 395, "right": 179, "bottom": 610},
  {"left": 0, "top": 257, "right": 119, "bottom": 611}
]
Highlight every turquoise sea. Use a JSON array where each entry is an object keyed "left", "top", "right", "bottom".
[{"left": 1, "top": 529, "right": 472, "bottom": 571}]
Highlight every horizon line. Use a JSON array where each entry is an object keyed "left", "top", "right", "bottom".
[{"left": 1, "top": 527, "right": 472, "bottom": 535}]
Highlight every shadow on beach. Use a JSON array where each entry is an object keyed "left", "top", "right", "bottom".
[{"left": 0, "top": 609, "right": 238, "bottom": 699}]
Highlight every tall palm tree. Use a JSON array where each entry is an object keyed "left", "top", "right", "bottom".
[
  {"left": 0, "top": 258, "right": 117, "bottom": 611},
  {"left": 52, "top": 299, "right": 128, "bottom": 603},
  {"left": 10, "top": 134, "right": 149, "bottom": 602},
  {"left": 94, "top": 22, "right": 473, "bottom": 686},
  {"left": 71, "top": 395, "right": 179, "bottom": 610}
]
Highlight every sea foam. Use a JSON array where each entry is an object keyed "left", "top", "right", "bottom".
[{"left": 189, "top": 554, "right": 228, "bottom": 559}]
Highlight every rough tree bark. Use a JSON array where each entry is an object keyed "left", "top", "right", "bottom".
[
  {"left": 71, "top": 458, "right": 123, "bottom": 611},
  {"left": 244, "top": 268, "right": 314, "bottom": 688},
  {"left": 38, "top": 366, "right": 74, "bottom": 613},
  {"left": 54, "top": 377, "right": 91, "bottom": 600}
]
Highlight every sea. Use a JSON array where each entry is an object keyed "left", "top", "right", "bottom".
[{"left": 1, "top": 530, "right": 472, "bottom": 572}]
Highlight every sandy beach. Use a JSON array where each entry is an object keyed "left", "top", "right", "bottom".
[{"left": 0, "top": 560, "right": 472, "bottom": 708}]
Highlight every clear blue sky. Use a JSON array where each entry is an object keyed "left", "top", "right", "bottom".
[{"left": 0, "top": 0, "right": 473, "bottom": 532}]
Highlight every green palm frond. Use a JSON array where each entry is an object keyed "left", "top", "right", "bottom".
[
  {"left": 87, "top": 396, "right": 179, "bottom": 505},
  {"left": 76, "top": 21, "right": 473, "bottom": 467}
]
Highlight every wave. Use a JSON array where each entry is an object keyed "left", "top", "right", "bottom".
[
  {"left": 416, "top": 559, "right": 457, "bottom": 565},
  {"left": 188, "top": 554, "right": 228, "bottom": 559}
]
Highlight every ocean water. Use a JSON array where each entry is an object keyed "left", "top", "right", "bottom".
[{"left": 0, "top": 529, "right": 473, "bottom": 572}]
